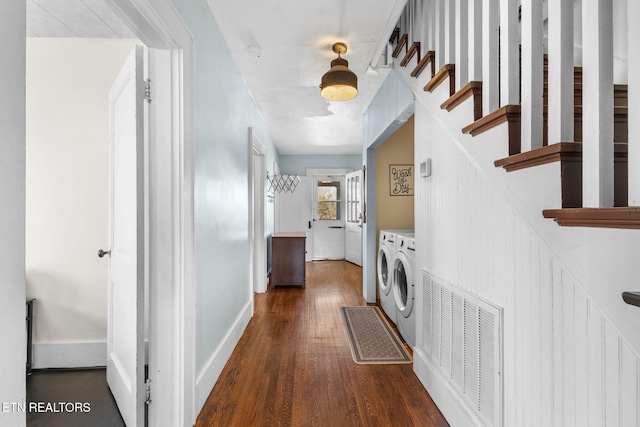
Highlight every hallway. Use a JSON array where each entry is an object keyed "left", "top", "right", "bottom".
[{"left": 196, "top": 261, "right": 448, "bottom": 427}]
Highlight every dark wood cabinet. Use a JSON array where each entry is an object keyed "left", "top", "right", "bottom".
[{"left": 271, "top": 232, "right": 306, "bottom": 287}]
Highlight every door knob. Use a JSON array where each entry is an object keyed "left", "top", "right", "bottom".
[{"left": 98, "top": 249, "right": 111, "bottom": 258}]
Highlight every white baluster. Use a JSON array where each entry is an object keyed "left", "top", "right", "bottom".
[
  {"left": 455, "top": 0, "right": 469, "bottom": 89},
  {"left": 482, "top": 0, "right": 499, "bottom": 115},
  {"left": 435, "top": 0, "right": 445, "bottom": 70},
  {"left": 500, "top": 0, "right": 519, "bottom": 106},
  {"left": 429, "top": 0, "right": 437, "bottom": 52},
  {"left": 521, "top": 0, "right": 544, "bottom": 152},
  {"left": 444, "top": 0, "right": 456, "bottom": 67},
  {"left": 468, "top": 0, "right": 483, "bottom": 82},
  {"left": 547, "top": 0, "right": 574, "bottom": 145},
  {"left": 408, "top": 0, "right": 415, "bottom": 45},
  {"left": 582, "top": 0, "right": 614, "bottom": 207},
  {"left": 415, "top": 0, "right": 427, "bottom": 52},
  {"left": 628, "top": 0, "right": 640, "bottom": 205}
]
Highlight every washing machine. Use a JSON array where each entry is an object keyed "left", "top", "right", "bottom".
[
  {"left": 377, "top": 229, "right": 413, "bottom": 324},
  {"left": 377, "top": 230, "right": 398, "bottom": 324},
  {"left": 393, "top": 233, "right": 416, "bottom": 348}
]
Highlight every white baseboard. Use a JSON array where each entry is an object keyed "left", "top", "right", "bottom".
[
  {"left": 194, "top": 300, "right": 253, "bottom": 414},
  {"left": 32, "top": 341, "right": 107, "bottom": 369},
  {"left": 413, "top": 348, "right": 481, "bottom": 427}
]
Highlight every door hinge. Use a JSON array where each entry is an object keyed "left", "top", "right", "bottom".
[
  {"left": 145, "top": 378, "right": 152, "bottom": 405},
  {"left": 144, "top": 79, "right": 152, "bottom": 103}
]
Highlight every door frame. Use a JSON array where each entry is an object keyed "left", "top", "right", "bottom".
[
  {"left": 105, "top": 1, "right": 195, "bottom": 425},
  {"left": 249, "top": 128, "right": 268, "bottom": 294}
]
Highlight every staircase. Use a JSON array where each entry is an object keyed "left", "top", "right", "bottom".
[
  {"left": 377, "top": 1, "right": 640, "bottom": 426},
  {"left": 387, "top": 0, "right": 640, "bottom": 229}
]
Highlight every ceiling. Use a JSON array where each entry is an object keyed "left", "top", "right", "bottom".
[
  {"left": 26, "top": 0, "right": 406, "bottom": 155},
  {"left": 26, "top": 0, "right": 136, "bottom": 38}
]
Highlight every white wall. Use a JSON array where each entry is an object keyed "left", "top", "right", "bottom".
[
  {"left": 25, "top": 38, "right": 139, "bottom": 368},
  {"left": 414, "top": 99, "right": 640, "bottom": 426},
  {"left": 0, "top": 2, "right": 27, "bottom": 426},
  {"left": 383, "top": 44, "right": 640, "bottom": 424},
  {"left": 168, "top": 0, "right": 280, "bottom": 414}
]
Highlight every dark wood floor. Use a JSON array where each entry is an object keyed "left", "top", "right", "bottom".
[
  {"left": 26, "top": 368, "right": 125, "bottom": 427},
  {"left": 196, "top": 260, "right": 448, "bottom": 427}
]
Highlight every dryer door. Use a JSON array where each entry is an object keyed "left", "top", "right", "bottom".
[
  {"left": 377, "top": 246, "right": 393, "bottom": 295},
  {"left": 393, "top": 252, "right": 415, "bottom": 317}
]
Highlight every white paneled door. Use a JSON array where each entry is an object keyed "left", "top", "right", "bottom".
[
  {"left": 312, "top": 175, "right": 346, "bottom": 260},
  {"left": 345, "top": 169, "right": 363, "bottom": 266},
  {"left": 106, "top": 46, "right": 146, "bottom": 427}
]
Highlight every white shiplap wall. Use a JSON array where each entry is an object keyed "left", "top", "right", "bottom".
[{"left": 413, "top": 99, "right": 640, "bottom": 427}]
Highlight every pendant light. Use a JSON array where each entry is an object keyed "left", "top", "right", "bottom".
[{"left": 320, "top": 42, "right": 358, "bottom": 101}]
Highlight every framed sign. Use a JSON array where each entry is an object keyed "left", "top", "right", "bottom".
[{"left": 389, "top": 164, "right": 414, "bottom": 196}]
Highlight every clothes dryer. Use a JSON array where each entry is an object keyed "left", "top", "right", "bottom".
[{"left": 393, "top": 233, "right": 416, "bottom": 348}]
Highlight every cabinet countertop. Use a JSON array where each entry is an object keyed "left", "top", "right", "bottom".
[{"left": 273, "top": 232, "right": 306, "bottom": 238}]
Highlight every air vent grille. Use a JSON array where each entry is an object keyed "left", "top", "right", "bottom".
[{"left": 421, "top": 271, "right": 502, "bottom": 427}]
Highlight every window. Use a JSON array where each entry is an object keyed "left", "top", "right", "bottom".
[
  {"left": 317, "top": 181, "right": 341, "bottom": 220},
  {"left": 346, "top": 175, "right": 361, "bottom": 223}
]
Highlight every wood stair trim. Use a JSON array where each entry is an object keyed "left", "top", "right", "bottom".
[
  {"left": 400, "top": 42, "right": 420, "bottom": 67},
  {"left": 495, "top": 143, "right": 628, "bottom": 208},
  {"left": 462, "top": 105, "right": 520, "bottom": 135},
  {"left": 542, "top": 207, "right": 640, "bottom": 229},
  {"left": 622, "top": 292, "right": 640, "bottom": 308},
  {"left": 424, "top": 64, "right": 455, "bottom": 96},
  {"left": 494, "top": 142, "right": 582, "bottom": 172},
  {"left": 389, "top": 27, "right": 400, "bottom": 44},
  {"left": 392, "top": 34, "right": 408, "bottom": 58},
  {"left": 440, "top": 81, "right": 482, "bottom": 120},
  {"left": 411, "top": 50, "right": 435, "bottom": 78},
  {"left": 462, "top": 104, "right": 521, "bottom": 155}
]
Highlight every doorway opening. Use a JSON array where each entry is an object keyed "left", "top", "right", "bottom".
[
  {"left": 23, "top": 1, "right": 195, "bottom": 425},
  {"left": 25, "top": 37, "right": 148, "bottom": 426}
]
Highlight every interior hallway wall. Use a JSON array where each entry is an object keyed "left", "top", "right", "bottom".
[
  {"left": 168, "top": 0, "right": 281, "bottom": 413},
  {"left": 25, "top": 38, "right": 139, "bottom": 368}
]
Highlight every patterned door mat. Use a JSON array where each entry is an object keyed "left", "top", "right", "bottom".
[{"left": 341, "top": 306, "right": 412, "bottom": 364}]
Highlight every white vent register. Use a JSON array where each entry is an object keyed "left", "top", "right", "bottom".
[{"left": 420, "top": 271, "right": 503, "bottom": 427}]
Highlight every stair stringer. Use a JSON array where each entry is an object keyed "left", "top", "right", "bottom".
[{"left": 393, "top": 62, "right": 640, "bottom": 427}]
